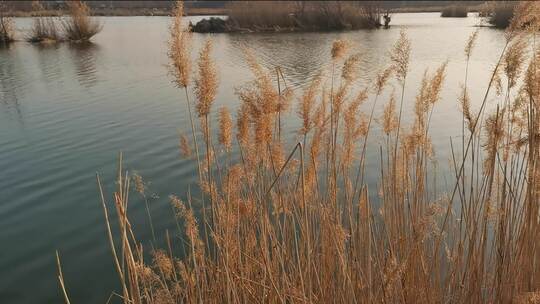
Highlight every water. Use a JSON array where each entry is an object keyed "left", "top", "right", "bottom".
[{"left": 0, "top": 13, "right": 507, "bottom": 303}]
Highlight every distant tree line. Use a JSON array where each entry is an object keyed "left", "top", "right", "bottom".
[{"left": 1, "top": 1, "right": 485, "bottom": 12}]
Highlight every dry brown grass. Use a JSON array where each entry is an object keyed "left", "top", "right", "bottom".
[
  {"left": 441, "top": 5, "right": 468, "bottom": 18},
  {"left": 0, "top": 3, "right": 15, "bottom": 44},
  {"left": 480, "top": 1, "right": 539, "bottom": 29},
  {"left": 26, "top": 1, "right": 60, "bottom": 43},
  {"left": 55, "top": 1, "right": 540, "bottom": 303},
  {"left": 483, "top": 1, "right": 517, "bottom": 28},
  {"left": 224, "top": 1, "right": 382, "bottom": 32},
  {"left": 60, "top": 0, "right": 102, "bottom": 42}
]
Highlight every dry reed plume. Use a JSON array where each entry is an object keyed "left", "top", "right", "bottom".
[
  {"left": 56, "top": 2, "right": 540, "bottom": 303},
  {"left": 218, "top": 107, "right": 233, "bottom": 152},
  {"left": 179, "top": 133, "right": 192, "bottom": 158}
]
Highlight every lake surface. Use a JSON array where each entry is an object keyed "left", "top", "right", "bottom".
[{"left": 0, "top": 13, "right": 507, "bottom": 303}]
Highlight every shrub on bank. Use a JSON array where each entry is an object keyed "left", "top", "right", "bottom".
[
  {"left": 441, "top": 5, "right": 468, "bottom": 17},
  {"left": 192, "top": 1, "right": 383, "bottom": 33},
  {"left": 60, "top": 1, "right": 102, "bottom": 42}
]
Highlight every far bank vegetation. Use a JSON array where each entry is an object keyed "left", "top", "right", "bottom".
[
  {"left": 440, "top": 5, "right": 468, "bottom": 18},
  {"left": 192, "top": 1, "right": 386, "bottom": 33}
]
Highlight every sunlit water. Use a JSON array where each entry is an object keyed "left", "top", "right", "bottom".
[{"left": 0, "top": 13, "right": 507, "bottom": 303}]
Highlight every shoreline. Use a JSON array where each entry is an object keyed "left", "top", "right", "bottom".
[
  {"left": 4, "top": 7, "right": 230, "bottom": 17},
  {"left": 4, "top": 6, "right": 483, "bottom": 18}
]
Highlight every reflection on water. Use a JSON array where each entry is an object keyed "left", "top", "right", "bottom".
[
  {"left": 0, "top": 46, "right": 24, "bottom": 125},
  {"left": 67, "top": 42, "right": 100, "bottom": 88},
  {"left": 227, "top": 33, "right": 332, "bottom": 89},
  {"left": 34, "top": 42, "right": 64, "bottom": 84},
  {"left": 0, "top": 13, "right": 512, "bottom": 304}
]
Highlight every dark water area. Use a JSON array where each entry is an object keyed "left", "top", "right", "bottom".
[{"left": 0, "top": 13, "right": 509, "bottom": 303}]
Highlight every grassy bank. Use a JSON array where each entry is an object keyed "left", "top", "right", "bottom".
[{"left": 54, "top": 1, "right": 540, "bottom": 303}]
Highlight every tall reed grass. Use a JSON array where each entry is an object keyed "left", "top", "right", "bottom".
[
  {"left": 61, "top": 0, "right": 102, "bottom": 42},
  {"left": 440, "top": 5, "right": 468, "bottom": 18},
  {"left": 57, "top": 1, "right": 540, "bottom": 303},
  {"left": 0, "top": 3, "right": 15, "bottom": 44}
]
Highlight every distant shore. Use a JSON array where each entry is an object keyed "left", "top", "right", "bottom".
[
  {"left": 5, "top": 7, "right": 229, "bottom": 17},
  {"left": 5, "top": 5, "right": 483, "bottom": 17}
]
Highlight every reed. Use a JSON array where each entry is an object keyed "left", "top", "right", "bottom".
[
  {"left": 491, "top": 2, "right": 516, "bottom": 28},
  {"left": 480, "top": 1, "right": 534, "bottom": 29},
  {"left": 66, "top": 2, "right": 540, "bottom": 303},
  {"left": 440, "top": 5, "right": 468, "bottom": 18},
  {"left": 26, "top": 1, "right": 60, "bottom": 43},
  {"left": 60, "top": 0, "right": 102, "bottom": 42}
]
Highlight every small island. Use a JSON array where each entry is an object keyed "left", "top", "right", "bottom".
[{"left": 191, "top": 2, "right": 389, "bottom": 33}]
